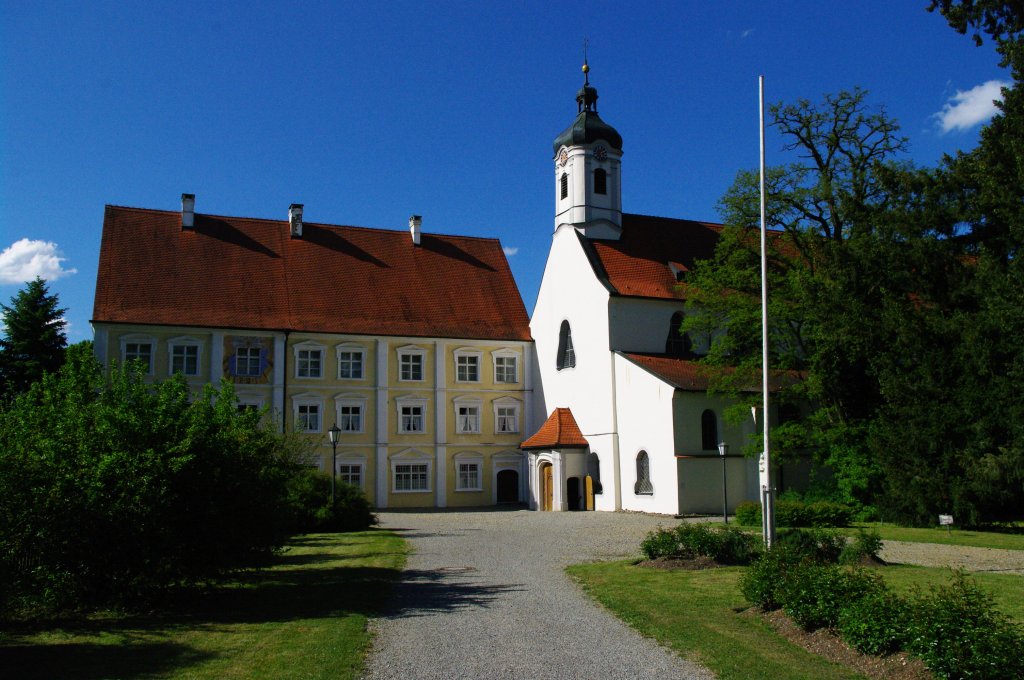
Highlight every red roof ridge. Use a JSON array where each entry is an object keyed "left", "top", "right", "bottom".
[{"left": 521, "top": 407, "right": 589, "bottom": 449}]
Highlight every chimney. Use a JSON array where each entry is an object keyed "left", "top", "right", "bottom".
[
  {"left": 289, "top": 203, "right": 304, "bottom": 238},
  {"left": 181, "top": 193, "right": 195, "bottom": 229},
  {"left": 409, "top": 214, "right": 422, "bottom": 246}
]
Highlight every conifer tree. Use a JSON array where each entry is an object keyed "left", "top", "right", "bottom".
[{"left": 0, "top": 277, "right": 68, "bottom": 396}]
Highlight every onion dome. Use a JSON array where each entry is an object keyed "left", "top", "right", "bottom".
[{"left": 552, "top": 61, "right": 623, "bottom": 154}]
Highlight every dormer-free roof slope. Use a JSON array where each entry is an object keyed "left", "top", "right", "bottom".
[
  {"left": 520, "top": 407, "right": 589, "bottom": 449},
  {"left": 93, "top": 206, "right": 531, "bottom": 341}
]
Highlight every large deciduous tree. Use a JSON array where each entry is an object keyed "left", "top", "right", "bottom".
[{"left": 0, "top": 277, "right": 67, "bottom": 397}]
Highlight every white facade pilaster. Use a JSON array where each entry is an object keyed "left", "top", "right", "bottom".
[
  {"left": 434, "top": 342, "right": 447, "bottom": 507},
  {"left": 375, "top": 339, "right": 389, "bottom": 508}
]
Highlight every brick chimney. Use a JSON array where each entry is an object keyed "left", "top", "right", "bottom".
[
  {"left": 181, "top": 193, "right": 195, "bottom": 229},
  {"left": 289, "top": 203, "right": 304, "bottom": 238},
  {"left": 409, "top": 214, "right": 422, "bottom": 246}
]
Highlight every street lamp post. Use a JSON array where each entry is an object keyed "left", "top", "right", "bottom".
[
  {"left": 328, "top": 424, "right": 342, "bottom": 507},
  {"left": 718, "top": 441, "right": 728, "bottom": 524}
]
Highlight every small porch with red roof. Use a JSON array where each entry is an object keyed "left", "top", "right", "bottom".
[{"left": 521, "top": 408, "right": 595, "bottom": 512}]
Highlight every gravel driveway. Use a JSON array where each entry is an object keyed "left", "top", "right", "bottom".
[{"left": 363, "top": 508, "right": 713, "bottom": 680}]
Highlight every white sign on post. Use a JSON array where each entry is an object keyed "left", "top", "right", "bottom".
[{"left": 939, "top": 514, "right": 954, "bottom": 526}]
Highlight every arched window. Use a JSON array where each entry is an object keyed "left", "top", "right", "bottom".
[
  {"left": 701, "top": 409, "right": 718, "bottom": 451},
  {"left": 634, "top": 451, "right": 653, "bottom": 495},
  {"left": 594, "top": 168, "right": 607, "bottom": 195},
  {"left": 556, "top": 320, "right": 576, "bottom": 370},
  {"left": 560, "top": 172, "right": 569, "bottom": 199},
  {"left": 665, "top": 311, "right": 691, "bottom": 357},
  {"left": 587, "top": 452, "right": 603, "bottom": 494}
]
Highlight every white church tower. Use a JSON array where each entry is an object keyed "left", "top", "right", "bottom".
[{"left": 552, "top": 60, "right": 623, "bottom": 240}]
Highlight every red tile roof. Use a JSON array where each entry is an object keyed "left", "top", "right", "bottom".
[
  {"left": 93, "top": 206, "right": 531, "bottom": 341},
  {"left": 520, "top": 407, "right": 589, "bottom": 450},
  {"left": 619, "top": 352, "right": 802, "bottom": 393},
  {"left": 585, "top": 214, "right": 725, "bottom": 300}
]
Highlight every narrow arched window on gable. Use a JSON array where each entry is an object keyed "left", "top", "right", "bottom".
[
  {"left": 594, "top": 168, "right": 607, "bottom": 195},
  {"left": 665, "top": 311, "right": 691, "bottom": 357},
  {"left": 634, "top": 451, "right": 653, "bottom": 495},
  {"left": 701, "top": 409, "right": 718, "bottom": 451},
  {"left": 560, "top": 172, "right": 569, "bottom": 200},
  {"left": 556, "top": 320, "right": 576, "bottom": 370}
]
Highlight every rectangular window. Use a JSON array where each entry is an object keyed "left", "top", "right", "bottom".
[
  {"left": 338, "top": 464, "right": 362, "bottom": 487},
  {"left": 456, "top": 355, "right": 479, "bottom": 382},
  {"left": 339, "top": 405, "right": 362, "bottom": 432},
  {"left": 297, "top": 403, "right": 320, "bottom": 432},
  {"left": 124, "top": 343, "right": 153, "bottom": 372},
  {"left": 400, "top": 405, "right": 424, "bottom": 433},
  {"left": 457, "top": 406, "right": 480, "bottom": 433},
  {"left": 457, "top": 463, "right": 481, "bottom": 491},
  {"left": 494, "top": 356, "right": 518, "bottom": 383},
  {"left": 236, "top": 347, "right": 262, "bottom": 376},
  {"left": 394, "top": 463, "right": 429, "bottom": 491},
  {"left": 170, "top": 345, "right": 199, "bottom": 375},
  {"left": 297, "top": 349, "right": 322, "bottom": 378},
  {"left": 400, "top": 353, "right": 423, "bottom": 381},
  {"left": 338, "top": 351, "right": 364, "bottom": 379},
  {"left": 496, "top": 406, "right": 519, "bottom": 434}
]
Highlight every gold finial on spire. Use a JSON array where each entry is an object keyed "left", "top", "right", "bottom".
[{"left": 582, "top": 37, "right": 590, "bottom": 84}]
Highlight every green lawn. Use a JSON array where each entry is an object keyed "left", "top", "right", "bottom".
[
  {"left": 567, "top": 560, "right": 1023, "bottom": 680},
  {"left": 0, "top": 530, "right": 406, "bottom": 680},
  {"left": 839, "top": 522, "right": 1024, "bottom": 551}
]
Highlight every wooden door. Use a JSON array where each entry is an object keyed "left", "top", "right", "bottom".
[{"left": 542, "top": 464, "right": 553, "bottom": 511}]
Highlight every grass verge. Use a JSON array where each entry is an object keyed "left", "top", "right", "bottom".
[
  {"left": 839, "top": 522, "right": 1024, "bottom": 551},
  {"left": 0, "top": 530, "right": 406, "bottom": 680},
  {"left": 567, "top": 560, "right": 1022, "bottom": 680}
]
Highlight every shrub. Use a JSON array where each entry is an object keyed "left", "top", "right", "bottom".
[
  {"left": 713, "top": 525, "right": 760, "bottom": 565},
  {"left": 805, "top": 501, "right": 853, "bottom": 527},
  {"left": 775, "top": 528, "right": 845, "bottom": 564},
  {"left": 674, "top": 523, "right": 721, "bottom": 559},
  {"left": 740, "top": 545, "right": 806, "bottom": 611},
  {"left": 736, "top": 500, "right": 761, "bottom": 526},
  {"left": 781, "top": 564, "right": 885, "bottom": 631},
  {"left": 641, "top": 527, "right": 679, "bottom": 560},
  {"left": 837, "top": 589, "right": 908, "bottom": 656},
  {"left": 840, "top": 529, "right": 884, "bottom": 564},
  {"left": 285, "top": 469, "right": 377, "bottom": 533},
  {"left": 905, "top": 571, "right": 1024, "bottom": 679}
]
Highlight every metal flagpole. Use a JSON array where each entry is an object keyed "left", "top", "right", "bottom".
[{"left": 759, "top": 75, "right": 776, "bottom": 549}]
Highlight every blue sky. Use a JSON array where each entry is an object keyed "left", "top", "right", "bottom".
[{"left": 0, "top": 1, "right": 1009, "bottom": 342}]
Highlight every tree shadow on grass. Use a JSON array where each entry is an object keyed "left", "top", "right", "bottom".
[{"left": 0, "top": 641, "right": 214, "bottom": 680}]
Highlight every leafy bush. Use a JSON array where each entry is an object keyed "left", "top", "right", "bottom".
[
  {"left": 905, "top": 571, "right": 1024, "bottom": 679},
  {"left": 737, "top": 500, "right": 853, "bottom": 528},
  {"left": 736, "top": 500, "right": 761, "bottom": 526},
  {"left": 780, "top": 564, "right": 885, "bottom": 631},
  {"left": 713, "top": 525, "right": 760, "bottom": 565},
  {"left": 640, "top": 527, "right": 680, "bottom": 560},
  {"left": 740, "top": 545, "right": 805, "bottom": 611},
  {"left": 837, "top": 589, "right": 908, "bottom": 656},
  {"left": 642, "top": 524, "right": 759, "bottom": 565},
  {"left": 775, "top": 528, "right": 845, "bottom": 564},
  {"left": 285, "top": 470, "right": 377, "bottom": 533},
  {"left": 840, "top": 529, "right": 883, "bottom": 564}
]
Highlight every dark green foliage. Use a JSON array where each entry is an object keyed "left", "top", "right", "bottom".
[
  {"left": 735, "top": 500, "right": 761, "bottom": 526},
  {"left": 905, "top": 571, "right": 1024, "bottom": 679},
  {"left": 781, "top": 565, "right": 886, "bottom": 631},
  {"left": 285, "top": 469, "right": 377, "bottom": 533},
  {"left": 739, "top": 545, "right": 806, "bottom": 611},
  {"left": 837, "top": 590, "right": 908, "bottom": 656},
  {"left": 0, "top": 346, "right": 300, "bottom": 613},
  {"left": 640, "top": 523, "right": 760, "bottom": 565},
  {"left": 0, "top": 278, "right": 67, "bottom": 398},
  {"left": 737, "top": 500, "right": 853, "bottom": 528},
  {"left": 775, "top": 528, "right": 845, "bottom": 564},
  {"left": 839, "top": 529, "right": 884, "bottom": 564}
]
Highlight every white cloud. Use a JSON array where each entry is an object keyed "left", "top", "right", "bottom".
[
  {"left": 0, "top": 239, "right": 77, "bottom": 284},
  {"left": 741, "top": 28, "right": 755, "bottom": 38},
  {"left": 503, "top": 246, "right": 519, "bottom": 257},
  {"left": 934, "top": 80, "right": 1010, "bottom": 134}
]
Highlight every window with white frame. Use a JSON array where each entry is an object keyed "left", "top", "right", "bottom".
[
  {"left": 336, "top": 344, "right": 365, "bottom": 380},
  {"left": 455, "top": 454, "right": 483, "bottom": 492},
  {"left": 398, "top": 347, "right": 425, "bottom": 381},
  {"left": 392, "top": 459, "right": 431, "bottom": 492},
  {"left": 335, "top": 396, "right": 366, "bottom": 433},
  {"left": 493, "top": 352, "right": 519, "bottom": 383},
  {"left": 234, "top": 346, "right": 263, "bottom": 377},
  {"left": 168, "top": 338, "right": 201, "bottom": 376},
  {"left": 396, "top": 397, "right": 427, "bottom": 433},
  {"left": 121, "top": 336, "right": 155, "bottom": 374},
  {"left": 236, "top": 394, "right": 264, "bottom": 413},
  {"left": 454, "top": 397, "right": 481, "bottom": 434},
  {"left": 293, "top": 396, "right": 322, "bottom": 433},
  {"left": 455, "top": 349, "right": 481, "bottom": 382},
  {"left": 492, "top": 397, "right": 521, "bottom": 434},
  {"left": 337, "top": 462, "right": 363, "bottom": 487},
  {"left": 295, "top": 345, "right": 324, "bottom": 378}
]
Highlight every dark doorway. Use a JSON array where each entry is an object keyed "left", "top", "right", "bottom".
[
  {"left": 496, "top": 469, "right": 519, "bottom": 503},
  {"left": 566, "top": 477, "right": 581, "bottom": 511}
]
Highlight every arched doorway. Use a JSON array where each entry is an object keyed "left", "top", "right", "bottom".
[
  {"left": 566, "top": 477, "right": 581, "bottom": 511},
  {"left": 540, "top": 462, "right": 553, "bottom": 511},
  {"left": 496, "top": 469, "right": 519, "bottom": 503}
]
